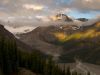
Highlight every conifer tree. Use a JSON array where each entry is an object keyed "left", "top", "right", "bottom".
[
  {"left": 66, "top": 66, "right": 71, "bottom": 75},
  {"left": 87, "top": 71, "right": 91, "bottom": 75},
  {"left": 72, "top": 71, "right": 78, "bottom": 75}
]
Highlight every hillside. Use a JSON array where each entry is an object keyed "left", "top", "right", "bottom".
[
  {"left": 0, "top": 24, "right": 32, "bottom": 52},
  {"left": 59, "top": 22, "right": 100, "bottom": 64},
  {"left": 0, "top": 21, "right": 100, "bottom": 75},
  {"left": 18, "top": 26, "right": 63, "bottom": 56},
  {"left": 18, "top": 20, "right": 100, "bottom": 65},
  {"left": 0, "top": 24, "right": 66, "bottom": 75}
]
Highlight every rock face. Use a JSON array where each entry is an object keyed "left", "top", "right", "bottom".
[{"left": 55, "top": 14, "right": 73, "bottom": 22}]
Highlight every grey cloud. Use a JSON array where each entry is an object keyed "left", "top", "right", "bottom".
[
  {"left": 0, "top": 0, "right": 100, "bottom": 17},
  {"left": 0, "top": 0, "right": 70, "bottom": 17},
  {"left": 68, "top": 0, "right": 100, "bottom": 13}
]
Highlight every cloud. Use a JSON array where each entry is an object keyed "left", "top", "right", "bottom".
[
  {"left": 35, "top": 15, "right": 51, "bottom": 22},
  {"left": 0, "top": 0, "right": 71, "bottom": 17},
  {"left": 5, "top": 25, "right": 35, "bottom": 34},
  {"left": 0, "top": 0, "right": 100, "bottom": 20},
  {"left": 23, "top": 4, "right": 44, "bottom": 11},
  {"left": 69, "top": 0, "right": 100, "bottom": 12}
]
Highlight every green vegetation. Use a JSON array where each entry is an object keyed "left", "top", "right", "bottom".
[{"left": 0, "top": 36, "right": 18, "bottom": 75}]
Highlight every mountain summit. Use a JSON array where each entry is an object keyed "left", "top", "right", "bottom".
[{"left": 51, "top": 14, "right": 73, "bottom": 22}]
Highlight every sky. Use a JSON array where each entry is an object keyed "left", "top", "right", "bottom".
[
  {"left": 0, "top": 0, "right": 100, "bottom": 20},
  {"left": 0, "top": 0, "right": 100, "bottom": 34}
]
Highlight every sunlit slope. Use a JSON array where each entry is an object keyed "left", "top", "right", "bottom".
[
  {"left": 53, "top": 22, "right": 100, "bottom": 42},
  {"left": 54, "top": 29, "right": 100, "bottom": 42},
  {"left": 56, "top": 22, "right": 100, "bottom": 64},
  {"left": 53, "top": 32, "right": 66, "bottom": 42}
]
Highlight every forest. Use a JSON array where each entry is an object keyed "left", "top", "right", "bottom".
[{"left": 0, "top": 35, "right": 91, "bottom": 75}]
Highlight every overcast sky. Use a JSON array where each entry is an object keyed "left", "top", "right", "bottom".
[{"left": 0, "top": 0, "right": 100, "bottom": 19}]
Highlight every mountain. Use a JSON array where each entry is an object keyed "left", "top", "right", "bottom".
[
  {"left": 77, "top": 18, "right": 88, "bottom": 22},
  {"left": 50, "top": 14, "right": 73, "bottom": 22},
  {"left": 55, "top": 14, "right": 73, "bottom": 22},
  {"left": 18, "top": 20, "right": 100, "bottom": 65},
  {"left": 1, "top": 24, "right": 86, "bottom": 75},
  {"left": 0, "top": 24, "right": 46, "bottom": 55},
  {"left": 18, "top": 26, "right": 63, "bottom": 56},
  {"left": 0, "top": 19, "right": 100, "bottom": 75},
  {"left": 0, "top": 24, "right": 33, "bottom": 52},
  {"left": 0, "top": 24, "right": 50, "bottom": 75},
  {"left": 59, "top": 21, "right": 100, "bottom": 64},
  {"left": 2, "top": 14, "right": 74, "bottom": 35}
]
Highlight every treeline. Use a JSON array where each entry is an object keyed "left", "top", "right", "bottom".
[{"left": 0, "top": 35, "right": 91, "bottom": 75}]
